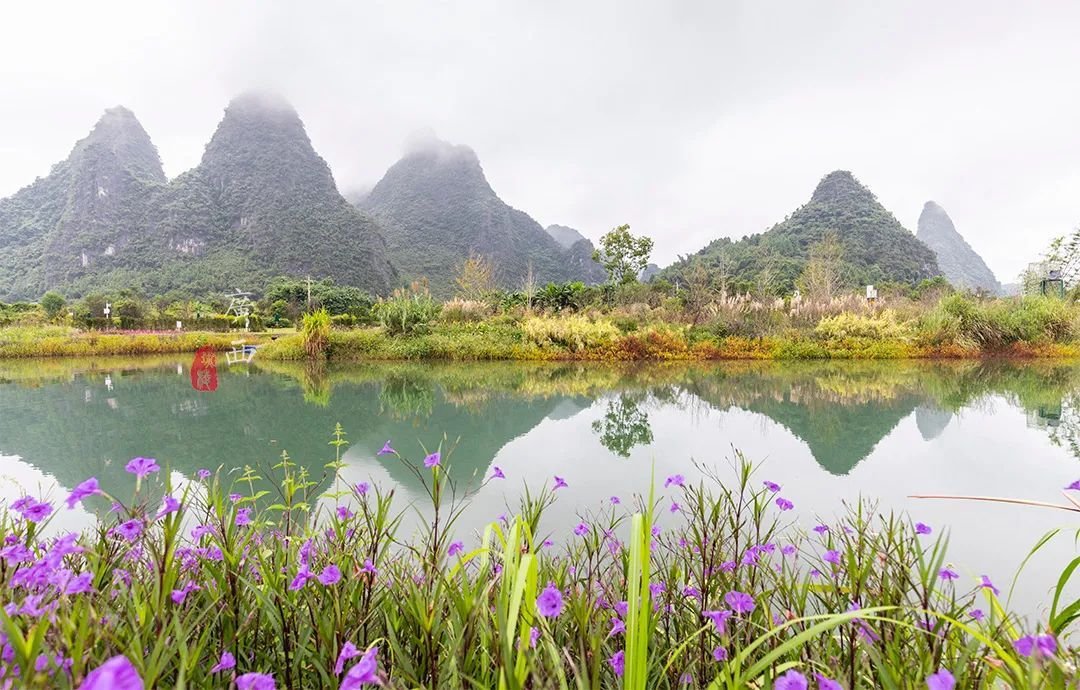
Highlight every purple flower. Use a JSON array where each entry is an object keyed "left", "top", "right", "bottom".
[
  {"left": 553, "top": 476, "right": 568, "bottom": 490},
  {"left": 79, "top": 655, "right": 143, "bottom": 689},
  {"left": 335, "top": 641, "right": 360, "bottom": 675},
  {"left": 774, "top": 670, "right": 808, "bottom": 690},
  {"left": 776, "top": 497, "right": 794, "bottom": 511},
  {"left": 781, "top": 545, "right": 797, "bottom": 556},
  {"left": 725, "top": 590, "right": 755, "bottom": 614},
  {"left": 235, "top": 673, "right": 275, "bottom": 690},
  {"left": 229, "top": 493, "right": 242, "bottom": 503},
  {"left": 683, "top": 585, "right": 701, "bottom": 599},
  {"left": 318, "top": 565, "right": 342, "bottom": 586},
  {"left": 1065, "top": 480, "right": 1080, "bottom": 491},
  {"left": 235, "top": 508, "right": 253, "bottom": 526},
  {"left": 979, "top": 575, "right": 1000, "bottom": 596},
  {"left": 23, "top": 500, "right": 53, "bottom": 523},
  {"left": 0, "top": 544, "right": 31, "bottom": 565},
  {"left": 938, "top": 568, "right": 959, "bottom": 581},
  {"left": 823, "top": 549, "right": 842, "bottom": 565},
  {"left": 124, "top": 457, "right": 160, "bottom": 479},
  {"left": 355, "top": 482, "right": 369, "bottom": 496},
  {"left": 197, "top": 469, "right": 211, "bottom": 480},
  {"left": 763, "top": 481, "right": 781, "bottom": 493},
  {"left": 64, "top": 572, "right": 94, "bottom": 595},
  {"left": 969, "top": 609, "right": 985, "bottom": 621},
  {"left": 423, "top": 451, "right": 441, "bottom": 468},
  {"left": 529, "top": 626, "right": 539, "bottom": 648},
  {"left": 156, "top": 496, "right": 180, "bottom": 519},
  {"left": 712, "top": 646, "right": 728, "bottom": 662},
  {"left": 926, "top": 669, "right": 955, "bottom": 690},
  {"left": 608, "top": 650, "right": 625, "bottom": 677},
  {"left": 377, "top": 441, "right": 394, "bottom": 456},
  {"left": 615, "top": 600, "right": 629, "bottom": 617},
  {"left": 815, "top": 674, "right": 842, "bottom": 690},
  {"left": 609, "top": 617, "right": 626, "bottom": 636},
  {"left": 1013, "top": 634, "right": 1056, "bottom": 657},
  {"left": 491, "top": 466, "right": 505, "bottom": 479},
  {"left": 536, "top": 582, "right": 564, "bottom": 617},
  {"left": 341, "top": 647, "right": 378, "bottom": 688},
  {"left": 915, "top": 522, "right": 932, "bottom": 535},
  {"left": 170, "top": 581, "right": 200, "bottom": 604},
  {"left": 448, "top": 541, "right": 464, "bottom": 557},
  {"left": 813, "top": 524, "right": 829, "bottom": 534},
  {"left": 210, "top": 652, "right": 235, "bottom": 673},
  {"left": 573, "top": 523, "right": 589, "bottom": 537},
  {"left": 66, "top": 478, "right": 101, "bottom": 509},
  {"left": 610, "top": 496, "right": 620, "bottom": 504},
  {"left": 669, "top": 502, "right": 681, "bottom": 513},
  {"left": 114, "top": 519, "right": 142, "bottom": 541},
  {"left": 360, "top": 559, "right": 378, "bottom": 576},
  {"left": 664, "top": 474, "right": 685, "bottom": 488},
  {"left": 702, "top": 609, "right": 733, "bottom": 634}
]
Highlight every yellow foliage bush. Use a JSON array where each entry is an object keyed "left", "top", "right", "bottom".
[
  {"left": 522, "top": 316, "right": 621, "bottom": 352},
  {"left": 814, "top": 310, "right": 911, "bottom": 342}
]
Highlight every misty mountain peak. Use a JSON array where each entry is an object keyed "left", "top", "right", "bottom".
[
  {"left": 225, "top": 90, "right": 299, "bottom": 118},
  {"left": 71, "top": 106, "right": 164, "bottom": 183},
  {"left": 361, "top": 137, "right": 604, "bottom": 295},
  {"left": 546, "top": 224, "right": 587, "bottom": 249},
  {"left": 917, "top": 201, "right": 1000, "bottom": 293}
]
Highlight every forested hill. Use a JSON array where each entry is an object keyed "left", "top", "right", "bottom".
[
  {"left": 139, "top": 92, "right": 397, "bottom": 296},
  {"left": 0, "top": 93, "right": 398, "bottom": 300},
  {"left": 359, "top": 137, "right": 604, "bottom": 297},
  {"left": 661, "top": 171, "right": 941, "bottom": 294},
  {"left": 0, "top": 107, "right": 166, "bottom": 300},
  {"left": 916, "top": 201, "right": 1001, "bottom": 293}
]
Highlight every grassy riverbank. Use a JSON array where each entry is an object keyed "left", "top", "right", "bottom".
[
  {"left": 4, "top": 293, "right": 1080, "bottom": 361},
  {"left": 0, "top": 325, "right": 271, "bottom": 358},
  {"left": 0, "top": 430, "right": 1074, "bottom": 688}
]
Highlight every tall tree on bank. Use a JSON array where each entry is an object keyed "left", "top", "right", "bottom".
[
  {"left": 593, "top": 224, "right": 654, "bottom": 285},
  {"left": 797, "top": 231, "right": 845, "bottom": 301}
]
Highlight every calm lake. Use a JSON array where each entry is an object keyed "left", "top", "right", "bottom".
[{"left": 1, "top": 356, "right": 1077, "bottom": 616}]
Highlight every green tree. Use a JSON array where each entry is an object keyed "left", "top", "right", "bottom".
[
  {"left": 40, "top": 291, "right": 66, "bottom": 321},
  {"left": 592, "top": 224, "right": 654, "bottom": 286}
]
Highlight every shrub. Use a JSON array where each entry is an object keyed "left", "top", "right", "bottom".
[
  {"left": 374, "top": 283, "right": 441, "bottom": 335},
  {"left": 814, "top": 310, "right": 910, "bottom": 342},
  {"left": 439, "top": 298, "right": 491, "bottom": 323},
  {"left": 930, "top": 294, "right": 1077, "bottom": 349},
  {"left": 522, "top": 315, "right": 620, "bottom": 352},
  {"left": 534, "top": 282, "right": 587, "bottom": 312},
  {"left": 302, "top": 308, "right": 331, "bottom": 358}
]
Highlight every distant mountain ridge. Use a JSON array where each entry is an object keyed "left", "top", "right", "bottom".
[
  {"left": 661, "top": 170, "right": 940, "bottom": 293},
  {"left": 545, "top": 224, "right": 586, "bottom": 249},
  {"left": 359, "top": 136, "right": 605, "bottom": 296},
  {"left": 916, "top": 201, "right": 1000, "bottom": 293}
]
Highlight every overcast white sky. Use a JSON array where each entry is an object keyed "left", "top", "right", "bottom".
[{"left": 2, "top": 1, "right": 1078, "bottom": 282}]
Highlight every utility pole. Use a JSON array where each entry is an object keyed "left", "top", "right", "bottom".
[{"left": 306, "top": 276, "right": 312, "bottom": 310}]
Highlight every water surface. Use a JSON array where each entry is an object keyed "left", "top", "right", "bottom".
[{"left": 1, "top": 356, "right": 1077, "bottom": 615}]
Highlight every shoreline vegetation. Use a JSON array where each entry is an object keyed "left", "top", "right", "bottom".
[
  {"left": 0, "top": 429, "right": 1075, "bottom": 688},
  {"left": 3, "top": 290, "right": 1080, "bottom": 361}
]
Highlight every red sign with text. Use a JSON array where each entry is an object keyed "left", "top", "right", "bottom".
[{"left": 191, "top": 346, "right": 218, "bottom": 392}]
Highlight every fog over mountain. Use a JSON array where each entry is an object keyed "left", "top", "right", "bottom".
[{"left": 3, "top": 2, "right": 1080, "bottom": 284}]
